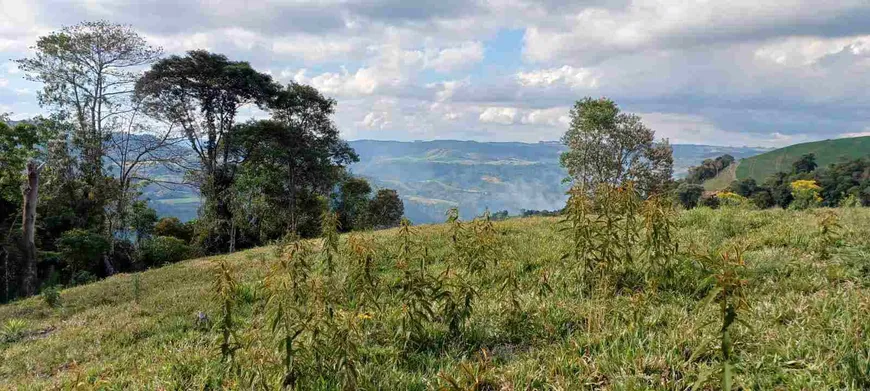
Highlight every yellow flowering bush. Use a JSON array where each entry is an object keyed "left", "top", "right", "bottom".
[
  {"left": 790, "top": 180, "right": 822, "bottom": 209},
  {"left": 717, "top": 191, "right": 750, "bottom": 208}
]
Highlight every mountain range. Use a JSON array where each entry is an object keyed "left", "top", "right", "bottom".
[{"left": 142, "top": 140, "right": 769, "bottom": 224}]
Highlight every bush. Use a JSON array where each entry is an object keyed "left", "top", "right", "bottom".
[
  {"left": 717, "top": 192, "right": 751, "bottom": 208},
  {"left": 728, "top": 178, "right": 758, "bottom": 198},
  {"left": 790, "top": 180, "right": 822, "bottom": 210},
  {"left": 751, "top": 189, "right": 776, "bottom": 209},
  {"left": 153, "top": 217, "right": 194, "bottom": 243},
  {"left": 56, "top": 229, "right": 110, "bottom": 274},
  {"left": 69, "top": 271, "right": 97, "bottom": 286},
  {"left": 701, "top": 194, "right": 721, "bottom": 209},
  {"left": 139, "top": 236, "right": 192, "bottom": 268},
  {"left": 676, "top": 183, "right": 704, "bottom": 209},
  {"left": 839, "top": 194, "right": 862, "bottom": 208},
  {"left": 41, "top": 285, "right": 61, "bottom": 308}
]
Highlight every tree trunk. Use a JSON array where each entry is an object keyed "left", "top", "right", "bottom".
[
  {"left": 1, "top": 245, "right": 8, "bottom": 302},
  {"left": 21, "top": 160, "right": 40, "bottom": 296}
]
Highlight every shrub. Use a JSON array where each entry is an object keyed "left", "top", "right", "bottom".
[
  {"left": 728, "top": 178, "right": 758, "bottom": 198},
  {"left": 751, "top": 189, "right": 776, "bottom": 209},
  {"left": 717, "top": 192, "right": 751, "bottom": 208},
  {"left": 790, "top": 180, "right": 822, "bottom": 210},
  {"left": 1, "top": 319, "right": 28, "bottom": 343},
  {"left": 42, "top": 285, "right": 61, "bottom": 308},
  {"left": 839, "top": 194, "right": 862, "bottom": 208},
  {"left": 676, "top": 183, "right": 704, "bottom": 209},
  {"left": 153, "top": 217, "right": 194, "bottom": 243},
  {"left": 701, "top": 194, "right": 721, "bottom": 209},
  {"left": 69, "top": 271, "right": 97, "bottom": 286},
  {"left": 139, "top": 236, "right": 192, "bottom": 268},
  {"left": 56, "top": 229, "right": 110, "bottom": 274}
]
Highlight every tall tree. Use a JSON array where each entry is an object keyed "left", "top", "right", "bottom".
[
  {"left": 367, "top": 189, "right": 404, "bottom": 229},
  {"left": 135, "top": 50, "right": 279, "bottom": 252},
  {"left": 334, "top": 176, "right": 372, "bottom": 232},
  {"left": 234, "top": 83, "right": 357, "bottom": 238},
  {"left": 560, "top": 97, "right": 673, "bottom": 195},
  {"left": 16, "top": 21, "right": 162, "bottom": 227},
  {"left": 792, "top": 153, "right": 818, "bottom": 175}
]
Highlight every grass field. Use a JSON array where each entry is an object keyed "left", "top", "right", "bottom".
[
  {"left": 736, "top": 136, "right": 870, "bottom": 181},
  {"left": 2, "top": 208, "right": 870, "bottom": 389}
]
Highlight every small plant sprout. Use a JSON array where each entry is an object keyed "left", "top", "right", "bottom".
[
  {"left": 213, "top": 260, "right": 241, "bottom": 366},
  {"left": 132, "top": 273, "right": 141, "bottom": 304},
  {"left": 816, "top": 210, "right": 841, "bottom": 260},
  {"left": 347, "top": 232, "right": 380, "bottom": 307},
  {"left": 693, "top": 246, "right": 751, "bottom": 391},
  {"left": 641, "top": 193, "right": 679, "bottom": 279},
  {"left": 320, "top": 211, "right": 341, "bottom": 274}
]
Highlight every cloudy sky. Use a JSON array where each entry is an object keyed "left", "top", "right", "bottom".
[{"left": 2, "top": 0, "right": 870, "bottom": 147}]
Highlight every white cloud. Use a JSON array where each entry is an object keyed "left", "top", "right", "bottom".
[
  {"left": 292, "top": 67, "right": 380, "bottom": 96},
  {"left": 520, "top": 107, "right": 571, "bottom": 127},
  {"left": 753, "top": 35, "right": 870, "bottom": 66},
  {"left": 428, "top": 78, "right": 470, "bottom": 102},
  {"left": 479, "top": 107, "right": 518, "bottom": 125},
  {"left": 272, "top": 34, "right": 362, "bottom": 62},
  {"left": 425, "top": 41, "right": 484, "bottom": 72},
  {"left": 0, "top": 78, "right": 8, "bottom": 88},
  {"left": 516, "top": 66, "right": 598, "bottom": 89},
  {"left": 359, "top": 111, "right": 391, "bottom": 129}
]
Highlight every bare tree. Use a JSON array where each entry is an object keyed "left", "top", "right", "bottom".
[
  {"left": 21, "top": 160, "right": 43, "bottom": 296},
  {"left": 105, "top": 106, "right": 190, "bottom": 242},
  {"left": 17, "top": 21, "right": 162, "bottom": 274}
]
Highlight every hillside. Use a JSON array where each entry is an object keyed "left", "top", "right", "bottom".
[
  {"left": 702, "top": 162, "right": 740, "bottom": 191},
  {"left": 736, "top": 136, "right": 870, "bottom": 181},
  {"left": 2, "top": 209, "right": 869, "bottom": 389}
]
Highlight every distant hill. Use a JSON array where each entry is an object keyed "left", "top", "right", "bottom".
[
  {"left": 116, "top": 139, "right": 768, "bottom": 224},
  {"left": 735, "top": 136, "right": 870, "bottom": 182},
  {"left": 349, "top": 140, "right": 768, "bottom": 223}
]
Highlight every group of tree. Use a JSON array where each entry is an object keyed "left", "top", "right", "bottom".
[
  {"left": 1, "top": 21, "right": 403, "bottom": 302},
  {"left": 685, "top": 154, "right": 735, "bottom": 184},
  {"left": 332, "top": 177, "right": 404, "bottom": 232},
  {"left": 676, "top": 153, "right": 870, "bottom": 210}
]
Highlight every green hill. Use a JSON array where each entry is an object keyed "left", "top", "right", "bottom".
[
  {"left": 736, "top": 136, "right": 870, "bottom": 181},
  {"left": 2, "top": 209, "right": 869, "bottom": 388}
]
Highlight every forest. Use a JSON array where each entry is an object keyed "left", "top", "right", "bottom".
[{"left": 0, "top": 22, "right": 404, "bottom": 303}]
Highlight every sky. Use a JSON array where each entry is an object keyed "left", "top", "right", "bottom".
[{"left": 2, "top": 1, "right": 870, "bottom": 147}]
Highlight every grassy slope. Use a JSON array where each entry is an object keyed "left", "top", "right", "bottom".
[
  {"left": 736, "top": 136, "right": 870, "bottom": 181},
  {"left": 702, "top": 162, "right": 739, "bottom": 191},
  {"left": 2, "top": 210, "right": 870, "bottom": 389}
]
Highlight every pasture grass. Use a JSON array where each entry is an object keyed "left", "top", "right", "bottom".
[{"left": 1, "top": 208, "right": 869, "bottom": 389}]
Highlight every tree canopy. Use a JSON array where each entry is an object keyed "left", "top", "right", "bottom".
[{"left": 560, "top": 97, "right": 673, "bottom": 195}]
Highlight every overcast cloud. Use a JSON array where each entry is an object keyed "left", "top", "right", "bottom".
[{"left": 3, "top": 0, "right": 870, "bottom": 147}]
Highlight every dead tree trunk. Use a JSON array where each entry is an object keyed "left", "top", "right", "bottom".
[{"left": 21, "top": 160, "right": 41, "bottom": 296}]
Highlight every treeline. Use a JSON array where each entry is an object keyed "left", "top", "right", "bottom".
[
  {"left": 677, "top": 153, "right": 870, "bottom": 209},
  {"left": 0, "top": 22, "right": 403, "bottom": 303},
  {"left": 685, "top": 154, "right": 735, "bottom": 183}
]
